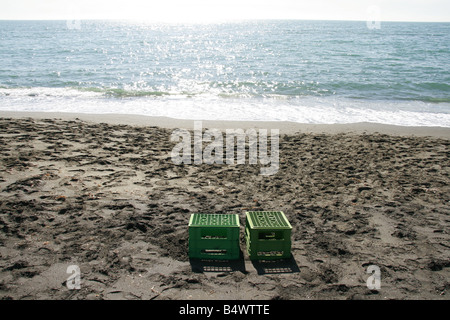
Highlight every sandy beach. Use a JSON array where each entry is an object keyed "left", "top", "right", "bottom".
[{"left": 0, "top": 111, "right": 449, "bottom": 300}]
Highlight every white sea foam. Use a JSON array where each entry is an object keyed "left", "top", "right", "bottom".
[{"left": 1, "top": 88, "right": 449, "bottom": 127}]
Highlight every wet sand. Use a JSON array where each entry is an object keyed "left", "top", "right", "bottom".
[{"left": 0, "top": 112, "right": 449, "bottom": 300}]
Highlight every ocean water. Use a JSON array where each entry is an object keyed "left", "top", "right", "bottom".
[{"left": 0, "top": 20, "right": 449, "bottom": 126}]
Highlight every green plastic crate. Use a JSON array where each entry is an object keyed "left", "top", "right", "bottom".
[
  {"left": 245, "top": 211, "right": 292, "bottom": 260},
  {"left": 188, "top": 213, "right": 240, "bottom": 260}
]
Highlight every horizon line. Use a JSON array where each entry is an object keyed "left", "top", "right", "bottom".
[{"left": 0, "top": 17, "right": 449, "bottom": 23}]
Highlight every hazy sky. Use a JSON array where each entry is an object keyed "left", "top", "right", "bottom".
[{"left": 1, "top": 0, "right": 449, "bottom": 22}]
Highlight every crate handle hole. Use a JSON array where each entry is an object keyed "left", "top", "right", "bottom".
[{"left": 201, "top": 249, "right": 227, "bottom": 255}]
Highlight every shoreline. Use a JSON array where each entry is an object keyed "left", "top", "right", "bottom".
[{"left": 1, "top": 110, "right": 450, "bottom": 138}]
